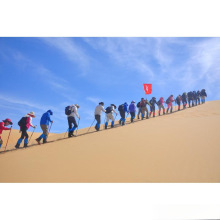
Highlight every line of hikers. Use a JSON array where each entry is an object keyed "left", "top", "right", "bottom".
[{"left": 0, "top": 89, "right": 207, "bottom": 149}]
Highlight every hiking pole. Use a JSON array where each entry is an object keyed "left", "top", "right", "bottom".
[
  {"left": 76, "top": 119, "right": 80, "bottom": 136},
  {"left": 4, "top": 126, "right": 12, "bottom": 151},
  {"left": 87, "top": 119, "right": 95, "bottom": 133},
  {"left": 28, "top": 126, "right": 37, "bottom": 144},
  {"left": 46, "top": 122, "right": 53, "bottom": 141},
  {"left": 64, "top": 128, "right": 68, "bottom": 138}
]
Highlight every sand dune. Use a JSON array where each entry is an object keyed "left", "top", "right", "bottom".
[{"left": 0, "top": 101, "right": 220, "bottom": 182}]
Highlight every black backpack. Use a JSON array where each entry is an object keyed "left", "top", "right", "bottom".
[
  {"left": 105, "top": 106, "right": 112, "bottom": 114},
  {"left": 65, "top": 106, "right": 72, "bottom": 115},
  {"left": 118, "top": 104, "right": 124, "bottom": 112},
  {"left": 166, "top": 98, "right": 170, "bottom": 104},
  {"left": 18, "top": 117, "right": 28, "bottom": 127},
  {"left": 137, "top": 102, "right": 140, "bottom": 108}
]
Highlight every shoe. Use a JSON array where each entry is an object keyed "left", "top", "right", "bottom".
[
  {"left": 36, "top": 138, "right": 41, "bottom": 145},
  {"left": 43, "top": 140, "right": 48, "bottom": 144},
  {"left": 111, "top": 125, "right": 114, "bottom": 128},
  {"left": 147, "top": 116, "right": 149, "bottom": 119},
  {"left": 15, "top": 143, "right": 20, "bottom": 149},
  {"left": 153, "top": 115, "right": 155, "bottom": 117},
  {"left": 24, "top": 143, "right": 28, "bottom": 148},
  {"left": 119, "top": 120, "right": 122, "bottom": 125},
  {"left": 105, "top": 126, "right": 107, "bottom": 129}
]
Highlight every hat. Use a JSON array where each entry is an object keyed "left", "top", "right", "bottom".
[
  {"left": 75, "top": 104, "right": 80, "bottom": 108},
  {"left": 47, "top": 110, "right": 53, "bottom": 115},
  {"left": 131, "top": 100, "right": 135, "bottom": 103},
  {"left": 28, "top": 112, "right": 36, "bottom": 118},
  {"left": 99, "top": 102, "right": 104, "bottom": 105},
  {"left": 3, "top": 118, "right": 13, "bottom": 125},
  {"left": 111, "top": 104, "right": 117, "bottom": 109}
]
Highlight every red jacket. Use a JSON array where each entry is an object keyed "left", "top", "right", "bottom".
[
  {"left": 0, "top": 122, "right": 10, "bottom": 137},
  {"left": 160, "top": 97, "right": 165, "bottom": 104}
]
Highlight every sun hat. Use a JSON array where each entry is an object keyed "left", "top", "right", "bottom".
[{"left": 28, "top": 112, "right": 36, "bottom": 118}]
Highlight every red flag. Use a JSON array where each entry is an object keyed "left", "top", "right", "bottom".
[{"left": 143, "top": 84, "right": 152, "bottom": 94}]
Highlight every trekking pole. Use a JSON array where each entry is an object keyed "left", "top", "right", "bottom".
[
  {"left": 4, "top": 126, "right": 12, "bottom": 151},
  {"left": 28, "top": 126, "right": 36, "bottom": 144},
  {"left": 87, "top": 119, "right": 95, "bottom": 133},
  {"left": 46, "top": 122, "right": 53, "bottom": 141},
  {"left": 76, "top": 119, "right": 80, "bottom": 136},
  {"left": 64, "top": 128, "right": 68, "bottom": 138}
]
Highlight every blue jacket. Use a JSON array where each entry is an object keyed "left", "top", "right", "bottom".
[
  {"left": 129, "top": 103, "right": 136, "bottom": 112},
  {"left": 40, "top": 110, "right": 53, "bottom": 125},
  {"left": 124, "top": 103, "right": 128, "bottom": 112}
]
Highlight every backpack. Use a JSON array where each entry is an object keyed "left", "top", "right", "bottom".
[
  {"left": 156, "top": 100, "right": 161, "bottom": 106},
  {"left": 18, "top": 117, "right": 28, "bottom": 127},
  {"left": 166, "top": 98, "right": 170, "bottom": 104},
  {"left": 118, "top": 104, "right": 124, "bottom": 112},
  {"left": 137, "top": 102, "right": 140, "bottom": 108},
  {"left": 105, "top": 106, "right": 112, "bottom": 114},
  {"left": 65, "top": 106, "right": 72, "bottom": 115}
]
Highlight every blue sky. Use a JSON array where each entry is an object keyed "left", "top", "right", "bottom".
[{"left": 0, "top": 37, "right": 220, "bottom": 133}]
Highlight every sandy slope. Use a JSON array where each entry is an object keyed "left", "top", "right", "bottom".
[{"left": 0, "top": 101, "right": 220, "bottom": 182}]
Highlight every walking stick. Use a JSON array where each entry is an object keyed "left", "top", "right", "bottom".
[
  {"left": 28, "top": 126, "right": 37, "bottom": 144},
  {"left": 46, "top": 122, "right": 53, "bottom": 140},
  {"left": 76, "top": 119, "right": 80, "bottom": 136},
  {"left": 87, "top": 119, "right": 96, "bottom": 133},
  {"left": 4, "top": 126, "right": 12, "bottom": 151},
  {"left": 64, "top": 128, "right": 68, "bottom": 138}
]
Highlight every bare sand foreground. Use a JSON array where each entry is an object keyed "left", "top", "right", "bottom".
[{"left": 0, "top": 101, "right": 220, "bottom": 182}]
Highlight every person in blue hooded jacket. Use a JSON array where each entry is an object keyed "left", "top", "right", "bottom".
[
  {"left": 118, "top": 102, "right": 129, "bottom": 126},
  {"left": 36, "top": 110, "right": 53, "bottom": 144}
]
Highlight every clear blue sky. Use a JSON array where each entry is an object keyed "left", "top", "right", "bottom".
[{"left": 0, "top": 37, "right": 220, "bottom": 133}]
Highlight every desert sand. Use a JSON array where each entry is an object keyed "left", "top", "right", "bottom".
[{"left": 0, "top": 100, "right": 220, "bottom": 182}]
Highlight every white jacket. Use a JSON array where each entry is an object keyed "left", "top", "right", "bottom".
[
  {"left": 94, "top": 105, "right": 106, "bottom": 116},
  {"left": 67, "top": 105, "right": 80, "bottom": 119}
]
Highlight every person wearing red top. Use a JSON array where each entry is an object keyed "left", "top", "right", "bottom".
[
  {"left": 166, "top": 95, "right": 175, "bottom": 113},
  {"left": 15, "top": 112, "right": 36, "bottom": 148},
  {"left": 157, "top": 97, "right": 166, "bottom": 116},
  {"left": 0, "top": 118, "right": 13, "bottom": 148}
]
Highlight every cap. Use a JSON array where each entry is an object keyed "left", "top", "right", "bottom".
[
  {"left": 99, "top": 102, "right": 104, "bottom": 105},
  {"left": 75, "top": 104, "right": 80, "bottom": 108},
  {"left": 3, "top": 118, "right": 13, "bottom": 125}
]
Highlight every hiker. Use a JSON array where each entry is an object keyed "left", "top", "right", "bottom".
[
  {"left": 118, "top": 102, "right": 129, "bottom": 125},
  {"left": 181, "top": 92, "right": 188, "bottom": 109},
  {"left": 196, "top": 90, "right": 201, "bottom": 105},
  {"left": 129, "top": 101, "right": 136, "bottom": 122},
  {"left": 105, "top": 104, "right": 117, "bottom": 129},
  {"left": 94, "top": 102, "right": 106, "bottom": 131},
  {"left": 136, "top": 101, "right": 142, "bottom": 119},
  {"left": 65, "top": 104, "right": 80, "bottom": 137},
  {"left": 187, "top": 91, "right": 194, "bottom": 107},
  {"left": 15, "top": 112, "right": 36, "bottom": 148},
  {"left": 36, "top": 110, "right": 53, "bottom": 144},
  {"left": 140, "top": 98, "right": 151, "bottom": 119},
  {"left": 149, "top": 97, "right": 157, "bottom": 117},
  {"left": 157, "top": 97, "right": 166, "bottom": 116},
  {"left": 0, "top": 119, "right": 13, "bottom": 148},
  {"left": 193, "top": 91, "right": 197, "bottom": 106},
  {"left": 166, "top": 95, "right": 175, "bottom": 113},
  {"left": 175, "top": 95, "right": 182, "bottom": 111},
  {"left": 200, "top": 89, "right": 207, "bottom": 104}
]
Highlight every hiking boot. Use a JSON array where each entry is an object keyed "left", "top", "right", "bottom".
[
  {"left": 24, "top": 143, "right": 28, "bottom": 148},
  {"left": 147, "top": 116, "right": 149, "bottom": 119},
  {"left": 43, "top": 139, "right": 48, "bottom": 144},
  {"left": 119, "top": 120, "right": 122, "bottom": 125},
  {"left": 105, "top": 125, "right": 108, "bottom": 129},
  {"left": 15, "top": 143, "right": 20, "bottom": 149},
  {"left": 153, "top": 115, "right": 155, "bottom": 117},
  {"left": 163, "top": 112, "right": 165, "bottom": 115},
  {"left": 35, "top": 138, "right": 41, "bottom": 145},
  {"left": 111, "top": 125, "right": 114, "bottom": 128}
]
